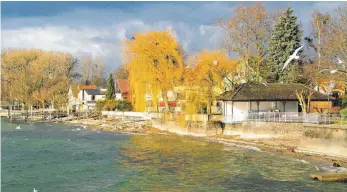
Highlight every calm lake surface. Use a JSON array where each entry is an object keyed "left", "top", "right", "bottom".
[{"left": 1, "top": 118, "right": 346, "bottom": 192}]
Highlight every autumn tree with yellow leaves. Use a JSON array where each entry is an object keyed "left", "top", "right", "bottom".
[
  {"left": 122, "top": 30, "right": 184, "bottom": 112},
  {"left": 183, "top": 50, "right": 238, "bottom": 115},
  {"left": 1, "top": 49, "right": 79, "bottom": 113}
]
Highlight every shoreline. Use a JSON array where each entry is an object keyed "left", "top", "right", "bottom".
[
  {"left": 4, "top": 115, "right": 346, "bottom": 167},
  {"left": 63, "top": 117, "right": 347, "bottom": 167}
]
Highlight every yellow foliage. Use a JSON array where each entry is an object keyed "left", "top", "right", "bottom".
[
  {"left": 122, "top": 30, "right": 183, "bottom": 111},
  {"left": 183, "top": 50, "right": 238, "bottom": 114},
  {"left": 1, "top": 48, "right": 77, "bottom": 108}
]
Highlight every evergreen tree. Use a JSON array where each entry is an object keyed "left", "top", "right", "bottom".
[
  {"left": 105, "top": 73, "right": 115, "bottom": 100},
  {"left": 266, "top": 6, "right": 303, "bottom": 83}
]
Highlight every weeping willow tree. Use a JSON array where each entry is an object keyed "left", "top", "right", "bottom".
[{"left": 122, "top": 30, "right": 184, "bottom": 112}]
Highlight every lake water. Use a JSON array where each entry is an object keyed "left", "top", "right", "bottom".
[{"left": 1, "top": 118, "right": 346, "bottom": 192}]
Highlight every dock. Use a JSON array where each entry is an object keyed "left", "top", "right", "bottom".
[{"left": 311, "top": 172, "right": 347, "bottom": 182}]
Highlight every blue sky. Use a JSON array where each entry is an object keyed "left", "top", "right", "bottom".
[{"left": 1, "top": 1, "right": 344, "bottom": 72}]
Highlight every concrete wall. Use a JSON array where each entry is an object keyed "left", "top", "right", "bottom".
[
  {"left": 224, "top": 122, "right": 347, "bottom": 158},
  {"left": 224, "top": 101, "right": 299, "bottom": 114},
  {"left": 115, "top": 93, "right": 122, "bottom": 100},
  {"left": 102, "top": 111, "right": 151, "bottom": 119}
]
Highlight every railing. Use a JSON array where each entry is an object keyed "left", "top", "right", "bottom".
[
  {"left": 223, "top": 112, "right": 347, "bottom": 125},
  {"left": 100, "top": 110, "right": 347, "bottom": 126}
]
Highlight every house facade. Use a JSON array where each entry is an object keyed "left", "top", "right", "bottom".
[
  {"left": 68, "top": 85, "right": 106, "bottom": 111},
  {"left": 78, "top": 88, "right": 106, "bottom": 110},
  {"left": 145, "top": 90, "right": 179, "bottom": 112},
  {"left": 115, "top": 80, "right": 131, "bottom": 101},
  {"left": 219, "top": 83, "right": 332, "bottom": 122}
]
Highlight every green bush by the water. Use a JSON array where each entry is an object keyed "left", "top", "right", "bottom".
[
  {"left": 340, "top": 108, "right": 347, "bottom": 119},
  {"left": 96, "top": 99, "right": 133, "bottom": 112},
  {"left": 116, "top": 100, "right": 133, "bottom": 111}
]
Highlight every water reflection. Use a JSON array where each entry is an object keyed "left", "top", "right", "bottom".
[{"left": 118, "top": 134, "right": 345, "bottom": 191}]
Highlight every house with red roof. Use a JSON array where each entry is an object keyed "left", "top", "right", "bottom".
[{"left": 115, "top": 79, "right": 131, "bottom": 102}]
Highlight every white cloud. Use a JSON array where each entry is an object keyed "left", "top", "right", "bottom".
[
  {"left": 3, "top": 1, "right": 339, "bottom": 72},
  {"left": 2, "top": 20, "right": 223, "bottom": 72}
]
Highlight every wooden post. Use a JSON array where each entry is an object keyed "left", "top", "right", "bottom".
[
  {"left": 231, "top": 101, "right": 234, "bottom": 118},
  {"left": 256, "top": 101, "right": 259, "bottom": 112},
  {"left": 8, "top": 103, "right": 11, "bottom": 118},
  {"left": 30, "top": 105, "right": 33, "bottom": 120}
]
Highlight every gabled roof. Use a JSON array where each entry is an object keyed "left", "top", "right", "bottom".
[
  {"left": 219, "top": 83, "right": 333, "bottom": 101},
  {"left": 84, "top": 88, "right": 106, "bottom": 95},
  {"left": 116, "top": 80, "right": 129, "bottom": 94},
  {"left": 70, "top": 85, "right": 97, "bottom": 98},
  {"left": 79, "top": 85, "right": 97, "bottom": 90}
]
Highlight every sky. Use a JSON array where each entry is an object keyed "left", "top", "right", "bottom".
[{"left": 1, "top": 1, "right": 345, "bottom": 73}]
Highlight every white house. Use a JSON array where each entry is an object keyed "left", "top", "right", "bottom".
[
  {"left": 68, "top": 85, "right": 106, "bottom": 111},
  {"left": 219, "top": 83, "right": 332, "bottom": 123},
  {"left": 78, "top": 88, "right": 106, "bottom": 110}
]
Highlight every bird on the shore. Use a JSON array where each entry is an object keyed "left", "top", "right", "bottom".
[
  {"left": 282, "top": 44, "right": 305, "bottom": 72},
  {"left": 33, "top": 188, "right": 38, "bottom": 192},
  {"left": 82, "top": 125, "right": 87, "bottom": 129},
  {"left": 320, "top": 69, "right": 347, "bottom": 74},
  {"left": 16, "top": 125, "right": 21, "bottom": 130},
  {"left": 320, "top": 69, "right": 338, "bottom": 74}
]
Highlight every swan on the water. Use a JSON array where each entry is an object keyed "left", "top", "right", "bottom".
[
  {"left": 82, "top": 125, "right": 87, "bottom": 129},
  {"left": 16, "top": 125, "right": 21, "bottom": 130},
  {"left": 33, "top": 188, "right": 38, "bottom": 192},
  {"left": 76, "top": 128, "right": 81, "bottom": 131}
]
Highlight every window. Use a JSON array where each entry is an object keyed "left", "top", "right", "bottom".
[{"left": 92, "top": 95, "right": 95, "bottom": 100}]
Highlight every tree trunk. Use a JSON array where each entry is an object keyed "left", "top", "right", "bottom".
[
  {"left": 207, "top": 98, "right": 212, "bottom": 115},
  {"left": 256, "top": 63, "right": 260, "bottom": 83},
  {"left": 163, "top": 92, "right": 169, "bottom": 112},
  {"left": 67, "top": 104, "right": 70, "bottom": 116}
]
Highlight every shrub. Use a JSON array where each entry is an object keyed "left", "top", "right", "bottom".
[
  {"left": 341, "top": 97, "right": 347, "bottom": 108},
  {"left": 115, "top": 100, "right": 133, "bottom": 111},
  {"left": 95, "top": 100, "right": 105, "bottom": 112},
  {"left": 103, "top": 100, "right": 117, "bottom": 111},
  {"left": 339, "top": 108, "right": 347, "bottom": 119}
]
